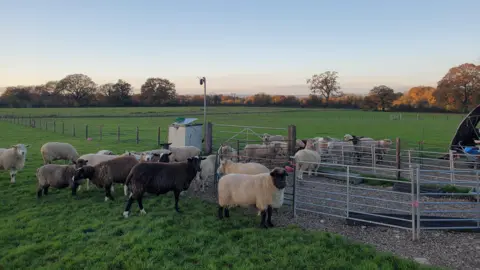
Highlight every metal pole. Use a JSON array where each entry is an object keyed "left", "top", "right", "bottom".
[{"left": 203, "top": 77, "right": 207, "bottom": 141}]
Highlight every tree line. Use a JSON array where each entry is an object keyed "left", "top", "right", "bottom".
[{"left": 1, "top": 62, "right": 479, "bottom": 113}]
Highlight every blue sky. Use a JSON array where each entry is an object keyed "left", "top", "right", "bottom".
[{"left": 0, "top": 0, "right": 478, "bottom": 95}]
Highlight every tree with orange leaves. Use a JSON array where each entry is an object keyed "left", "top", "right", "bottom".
[
  {"left": 393, "top": 86, "right": 436, "bottom": 108},
  {"left": 434, "top": 63, "right": 480, "bottom": 112}
]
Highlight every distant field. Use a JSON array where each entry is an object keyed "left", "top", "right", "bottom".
[{"left": 0, "top": 107, "right": 465, "bottom": 151}]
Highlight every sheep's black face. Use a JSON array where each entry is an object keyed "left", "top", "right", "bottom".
[
  {"left": 73, "top": 159, "right": 88, "bottom": 169},
  {"left": 188, "top": 156, "right": 205, "bottom": 172},
  {"left": 73, "top": 167, "right": 91, "bottom": 182},
  {"left": 159, "top": 152, "right": 172, "bottom": 163},
  {"left": 270, "top": 167, "right": 288, "bottom": 190}
]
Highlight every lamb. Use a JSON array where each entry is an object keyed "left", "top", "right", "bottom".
[
  {"left": 194, "top": 154, "right": 217, "bottom": 192},
  {"left": 40, "top": 142, "right": 79, "bottom": 164},
  {"left": 217, "top": 159, "right": 269, "bottom": 176},
  {"left": 96, "top": 150, "right": 115, "bottom": 155},
  {"left": 217, "top": 167, "right": 288, "bottom": 228},
  {"left": 0, "top": 144, "right": 29, "bottom": 183},
  {"left": 262, "top": 133, "right": 286, "bottom": 143},
  {"left": 36, "top": 159, "right": 87, "bottom": 198},
  {"left": 293, "top": 149, "right": 321, "bottom": 180},
  {"left": 122, "top": 156, "right": 205, "bottom": 217},
  {"left": 71, "top": 155, "right": 140, "bottom": 201},
  {"left": 243, "top": 142, "right": 280, "bottom": 162}
]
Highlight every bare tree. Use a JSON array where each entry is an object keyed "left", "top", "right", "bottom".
[
  {"left": 56, "top": 74, "right": 97, "bottom": 105},
  {"left": 307, "top": 71, "right": 341, "bottom": 107}
]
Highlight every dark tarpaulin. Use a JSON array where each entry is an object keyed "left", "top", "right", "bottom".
[{"left": 450, "top": 104, "right": 480, "bottom": 151}]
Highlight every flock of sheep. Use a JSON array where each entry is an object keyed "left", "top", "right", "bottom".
[
  {"left": 0, "top": 141, "right": 288, "bottom": 228},
  {"left": 218, "top": 133, "right": 394, "bottom": 180},
  {"left": 0, "top": 132, "right": 391, "bottom": 229}
]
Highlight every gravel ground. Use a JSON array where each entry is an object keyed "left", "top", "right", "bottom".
[{"left": 187, "top": 173, "right": 480, "bottom": 270}]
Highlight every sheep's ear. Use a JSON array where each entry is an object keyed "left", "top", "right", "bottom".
[
  {"left": 187, "top": 157, "right": 193, "bottom": 162},
  {"left": 153, "top": 153, "right": 160, "bottom": 157},
  {"left": 84, "top": 160, "right": 88, "bottom": 164},
  {"left": 200, "top": 157, "right": 206, "bottom": 160},
  {"left": 72, "top": 160, "right": 77, "bottom": 165},
  {"left": 166, "top": 152, "right": 172, "bottom": 156},
  {"left": 10, "top": 145, "right": 17, "bottom": 148},
  {"left": 270, "top": 170, "right": 275, "bottom": 177},
  {"left": 25, "top": 144, "right": 30, "bottom": 148}
]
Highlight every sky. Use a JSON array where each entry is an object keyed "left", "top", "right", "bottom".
[{"left": 0, "top": 0, "right": 479, "bottom": 95}]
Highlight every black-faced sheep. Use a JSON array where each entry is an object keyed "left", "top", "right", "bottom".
[
  {"left": 71, "top": 155, "right": 139, "bottom": 201},
  {"left": 36, "top": 159, "right": 87, "bottom": 198},
  {"left": 217, "top": 167, "right": 288, "bottom": 228},
  {"left": 122, "top": 156, "right": 204, "bottom": 217},
  {"left": 0, "top": 144, "right": 29, "bottom": 183},
  {"left": 40, "top": 142, "right": 79, "bottom": 164}
]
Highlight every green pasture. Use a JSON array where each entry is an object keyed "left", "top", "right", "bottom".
[
  {"left": 0, "top": 107, "right": 465, "bottom": 152},
  {"left": 0, "top": 122, "right": 439, "bottom": 269}
]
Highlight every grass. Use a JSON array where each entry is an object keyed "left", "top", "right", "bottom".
[
  {"left": 0, "top": 107, "right": 466, "bottom": 152},
  {"left": 0, "top": 121, "right": 441, "bottom": 269}
]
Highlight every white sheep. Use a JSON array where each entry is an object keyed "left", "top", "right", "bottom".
[
  {"left": 217, "top": 144, "right": 239, "bottom": 162},
  {"left": 262, "top": 133, "right": 286, "bottom": 144},
  {"left": 40, "top": 142, "right": 79, "bottom": 164},
  {"left": 293, "top": 149, "right": 321, "bottom": 180},
  {"left": 168, "top": 146, "right": 201, "bottom": 162},
  {"left": 375, "top": 139, "right": 393, "bottom": 162},
  {"left": 243, "top": 142, "right": 280, "bottom": 162},
  {"left": 217, "top": 159, "right": 270, "bottom": 176},
  {"left": 0, "top": 144, "right": 29, "bottom": 183},
  {"left": 96, "top": 150, "right": 115, "bottom": 155},
  {"left": 194, "top": 154, "right": 217, "bottom": 192},
  {"left": 217, "top": 167, "right": 288, "bottom": 228}
]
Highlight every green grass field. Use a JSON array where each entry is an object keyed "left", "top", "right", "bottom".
[
  {"left": 0, "top": 107, "right": 465, "bottom": 152},
  {"left": 0, "top": 107, "right": 449, "bottom": 269}
]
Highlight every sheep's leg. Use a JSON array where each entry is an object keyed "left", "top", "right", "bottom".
[
  {"left": 259, "top": 210, "right": 268, "bottom": 229},
  {"left": 9, "top": 169, "right": 17, "bottom": 184},
  {"left": 138, "top": 197, "right": 146, "bottom": 215},
  {"left": 224, "top": 208, "right": 230, "bottom": 218},
  {"left": 123, "top": 195, "right": 134, "bottom": 218},
  {"left": 266, "top": 205, "right": 274, "bottom": 227},
  {"left": 43, "top": 186, "right": 49, "bottom": 196},
  {"left": 104, "top": 185, "right": 114, "bottom": 201},
  {"left": 217, "top": 206, "right": 224, "bottom": 219},
  {"left": 86, "top": 179, "right": 90, "bottom": 190},
  {"left": 173, "top": 190, "right": 182, "bottom": 213},
  {"left": 36, "top": 187, "right": 43, "bottom": 198},
  {"left": 123, "top": 184, "right": 128, "bottom": 196}
]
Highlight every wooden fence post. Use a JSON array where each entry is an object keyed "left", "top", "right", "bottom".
[
  {"left": 53, "top": 121, "right": 56, "bottom": 132},
  {"left": 205, "top": 122, "right": 213, "bottom": 154},
  {"left": 288, "top": 125, "right": 297, "bottom": 157},
  {"left": 62, "top": 122, "right": 64, "bottom": 134},
  {"left": 73, "top": 124, "right": 76, "bottom": 137},
  {"left": 136, "top": 126, "right": 139, "bottom": 144},
  {"left": 396, "top": 137, "right": 401, "bottom": 180},
  {"left": 157, "top": 127, "right": 161, "bottom": 146},
  {"left": 117, "top": 126, "right": 120, "bottom": 143},
  {"left": 100, "top": 125, "right": 103, "bottom": 141},
  {"left": 85, "top": 125, "right": 89, "bottom": 139}
]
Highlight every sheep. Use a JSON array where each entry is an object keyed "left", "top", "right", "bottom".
[
  {"left": 327, "top": 140, "right": 355, "bottom": 164},
  {"left": 167, "top": 146, "right": 201, "bottom": 162},
  {"left": 36, "top": 159, "right": 87, "bottom": 198},
  {"left": 217, "top": 144, "right": 239, "bottom": 162},
  {"left": 295, "top": 139, "right": 306, "bottom": 151},
  {"left": 0, "top": 144, "right": 29, "bottom": 183},
  {"left": 217, "top": 167, "right": 288, "bottom": 228},
  {"left": 262, "top": 133, "right": 286, "bottom": 144},
  {"left": 71, "top": 155, "right": 140, "bottom": 201},
  {"left": 216, "top": 159, "right": 270, "bottom": 176},
  {"left": 375, "top": 139, "right": 393, "bottom": 162},
  {"left": 140, "top": 151, "right": 172, "bottom": 162},
  {"left": 293, "top": 149, "right": 321, "bottom": 180},
  {"left": 344, "top": 134, "right": 376, "bottom": 162},
  {"left": 122, "top": 156, "right": 205, "bottom": 217},
  {"left": 243, "top": 142, "right": 280, "bottom": 162},
  {"left": 194, "top": 154, "right": 217, "bottom": 192},
  {"left": 96, "top": 150, "right": 115, "bottom": 155},
  {"left": 40, "top": 142, "right": 79, "bottom": 164}
]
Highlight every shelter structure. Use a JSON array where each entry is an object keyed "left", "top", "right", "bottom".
[{"left": 450, "top": 104, "right": 480, "bottom": 151}]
